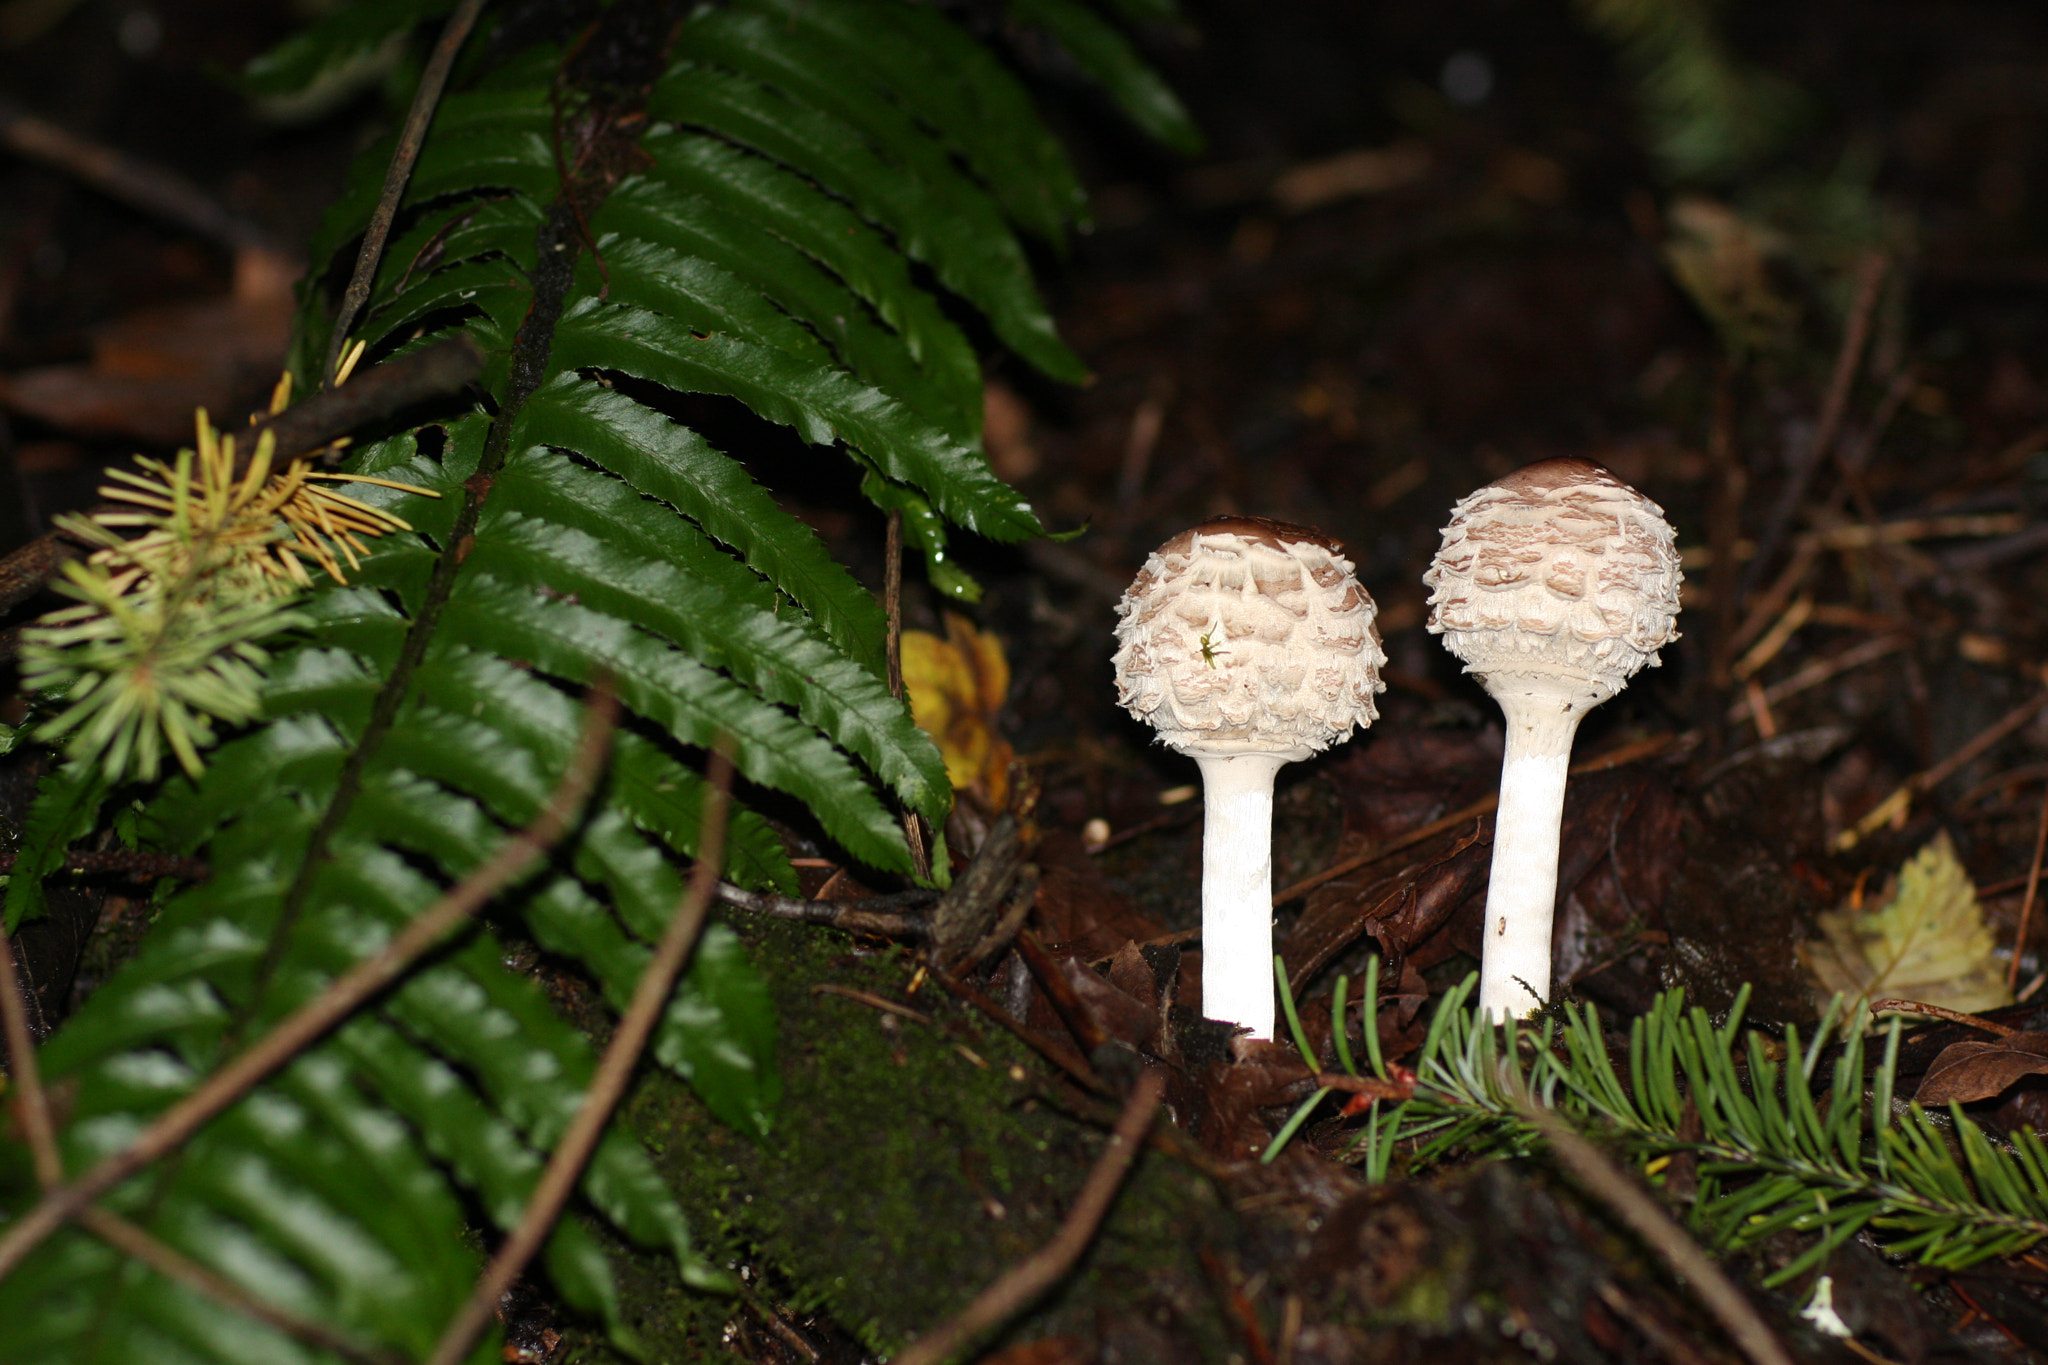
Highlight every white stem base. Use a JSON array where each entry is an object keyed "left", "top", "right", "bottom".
[
  {"left": 1476, "top": 685, "right": 1595, "bottom": 1022},
  {"left": 1194, "top": 752, "right": 1287, "bottom": 1040}
]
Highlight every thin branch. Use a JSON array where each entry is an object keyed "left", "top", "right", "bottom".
[
  {"left": 716, "top": 881, "right": 935, "bottom": 938},
  {"left": 891, "top": 1069, "right": 1166, "bottom": 1365},
  {"left": 1836, "top": 689, "right": 2048, "bottom": 850},
  {"left": 2013, "top": 786, "right": 2048, "bottom": 995},
  {"left": 1272, "top": 734, "right": 1684, "bottom": 904},
  {"left": 0, "top": 926, "right": 61, "bottom": 1187},
  {"left": 1742, "top": 251, "right": 1888, "bottom": 601},
  {"left": 425, "top": 746, "right": 735, "bottom": 1365},
  {"left": 882, "top": 508, "right": 932, "bottom": 883},
  {"left": 0, "top": 848, "right": 209, "bottom": 881},
  {"left": 323, "top": 0, "right": 492, "bottom": 383},
  {"left": 0, "top": 95, "right": 285, "bottom": 256},
  {"left": 1866, "top": 1000, "right": 2016, "bottom": 1037},
  {"left": 1515, "top": 1096, "right": 1795, "bottom": 1365},
  {"left": 0, "top": 687, "right": 619, "bottom": 1282}
]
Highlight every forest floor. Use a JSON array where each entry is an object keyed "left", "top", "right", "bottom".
[{"left": 11, "top": 0, "right": 2048, "bottom": 1362}]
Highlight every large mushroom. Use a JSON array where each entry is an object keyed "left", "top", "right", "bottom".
[
  {"left": 1113, "top": 517, "right": 1385, "bottom": 1040},
  {"left": 1424, "top": 458, "right": 1682, "bottom": 1020}
]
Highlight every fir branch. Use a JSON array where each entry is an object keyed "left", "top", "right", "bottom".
[
  {"left": 1341, "top": 979, "right": 2048, "bottom": 1281},
  {"left": 0, "top": 337, "right": 482, "bottom": 620},
  {"left": 18, "top": 408, "right": 440, "bottom": 783}
]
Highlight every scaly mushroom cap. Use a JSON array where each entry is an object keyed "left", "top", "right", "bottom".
[
  {"left": 1424, "top": 458, "right": 1681, "bottom": 697},
  {"left": 1114, "top": 516, "right": 1386, "bottom": 759}
]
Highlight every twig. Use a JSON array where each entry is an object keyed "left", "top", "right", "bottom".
[
  {"left": 891, "top": 1069, "right": 1166, "bottom": 1365},
  {"left": 1866, "top": 1000, "right": 2017, "bottom": 1037},
  {"left": 810, "top": 983, "right": 934, "bottom": 1023},
  {"left": 1742, "top": 252, "right": 1888, "bottom": 601},
  {"left": 425, "top": 746, "right": 734, "bottom": 1365},
  {"left": 716, "top": 881, "right": 935, "bottom": 939},
  {"left": 1272, "top": 734, "right": 1684, "bottom": 905},
  {"left": 1515, "top": 1096, "right": 1795, "bottom": 1365},
  {"left": 0, "top": 847, "right": 209, "bottom": 880},
  {"left": 0, "top": 95, "right": 284, "bottom": 256},
  {"left": 737, "top": 1284, "right": 822, "bottom": 1363},
  {"left": 0, "top": 926, "right": 62, "bottom": 1187},
  {"left": 931, "top": 968, "right": 1104, "bottom": 1094},
  {"left": 323, "top": 0, "right": 491, "bottom": 384},
  {"left": 882, "top": 509, "right": 932, "bottom": 882},
  {"left": 1724, "top": 634, "right": 1907, "bottom": 725},
  {"left": 0, "top": 687, "right": 619, "bottom": 1281},
  {"left": 0, "top": 336, "right": 484, "bottom": 619},
  {"left": 2012, "top": 785, "right": 2048, "bottom": 995},
  {"left": 1835, "top": 690, "right": 2048, "bottom": 850}
]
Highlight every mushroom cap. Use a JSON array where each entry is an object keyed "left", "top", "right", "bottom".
[
  {"left": 1423, "top": 458, "right": 1681, "bottom": 697},
  {"left": 1113, "top": 516, "right": 1386, "bottom": 759}
]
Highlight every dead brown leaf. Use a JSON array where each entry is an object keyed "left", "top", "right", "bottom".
[{"left": 1914, "top": 1033, "right": 2048, "bottom": 1106}]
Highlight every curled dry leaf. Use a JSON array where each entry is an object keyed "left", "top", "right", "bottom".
[{"left": 1914, "top": 1033, "right": 2048, "bottom": 1106}]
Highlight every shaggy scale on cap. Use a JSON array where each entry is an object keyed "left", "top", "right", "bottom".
[
  {"left": 1424, "top": 458, "right": 1681, "bottom": 695},
  {"left": 1113, "top": 516, "right": 1385, "bottom": 759}
]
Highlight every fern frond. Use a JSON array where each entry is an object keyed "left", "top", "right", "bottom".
[{"left": 7, "top": 3, "right": 1194, "bottom": 1356}]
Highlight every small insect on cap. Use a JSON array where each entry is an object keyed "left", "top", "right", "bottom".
[
  {"left": 1113, "top": 516, "right": 1387, "bottom": 760},
  {"left": 1424, "top": 458, "right": 1682, "bottom": 702}
]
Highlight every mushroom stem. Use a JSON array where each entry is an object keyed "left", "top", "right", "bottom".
[
  {"left": 1478, "top": 680, "right": 1600, "bottom": 1021},
  {"left": 1194, "top": 751, "right": 1288, "bottom": 1040}
]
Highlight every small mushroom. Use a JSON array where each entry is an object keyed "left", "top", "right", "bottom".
[
  {"left": 1114, "top": 517, "right": 1386, "bottom": 1040},
  {"left": 1424, "top": 458, "right": 1682, "bottom": 1020}
]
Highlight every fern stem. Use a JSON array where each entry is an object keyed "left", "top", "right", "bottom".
[
  {"left": 883, "top": 507, "right": 933, "bottom": 881},
  {"left": 249, "top": 204, "right": 582, "bottom": 1013},
  {"left": 0, "top": 689, "right": 619, "bottom": 1283},
  {"left": 429, "top": 742, "right": 733, "bottom": 1365},
  {"left": 322, "top": 0, "right": 491, "bottom": 384}
]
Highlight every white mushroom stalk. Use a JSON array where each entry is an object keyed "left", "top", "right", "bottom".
[
  {"left": 1424, "top": 459, "right": 1681, "bottom": 1021},
  {"left": 1114, "top": 517, "right": 1385, "bottom": 1040}
]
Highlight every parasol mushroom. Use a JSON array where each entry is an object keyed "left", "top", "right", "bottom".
[
  {"left": 1113, "top": 517, "right": 1386, "bottom": 1040},
  {"left": 1424, "top": 458, "right": 1682, "bottom": 1020}
]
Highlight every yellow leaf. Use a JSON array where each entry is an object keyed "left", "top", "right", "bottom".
[
  {"left": 1800, "top": 832, "right": 2011, "bottom": 1026},
  {"left": 900, "top": 613, "right": 1013, "bottom": 808}
]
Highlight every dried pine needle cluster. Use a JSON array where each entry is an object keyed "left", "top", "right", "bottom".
[{"left": 20, "top": 372, "right": 437, "bottom": 782}]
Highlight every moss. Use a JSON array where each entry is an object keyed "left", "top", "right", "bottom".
[{"left": 611, "top": 915, "right": 1240, "bottom": 1360}]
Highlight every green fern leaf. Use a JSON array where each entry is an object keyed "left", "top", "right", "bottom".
[
  {"left": 648, "top": 66, "right": 1086, "bottom": 382},
  {"left": 510, "top": 378, "right": 889, "bottom": 674},
  {"left": 595, "top": 179, "right": 981, "bottom": 437},
  {"left": 1008, "top": 0, "right": 1203, "bottom": 154},
  {"left": 640, "top": 128, "right": 984, "bottom": 402},
  {"left": 550, "top": 300, "right": 1042, "bottom": 540},
  {"left": 240, "top": 0, "right": 454, "bottom": 100},
  {"left": 728, "top": 0, "right": 1089, "bottom": 244}
]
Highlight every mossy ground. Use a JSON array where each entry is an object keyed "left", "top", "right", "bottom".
[{"left": 583, "top": 914, "right": 1241, "bottom": 1361}]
